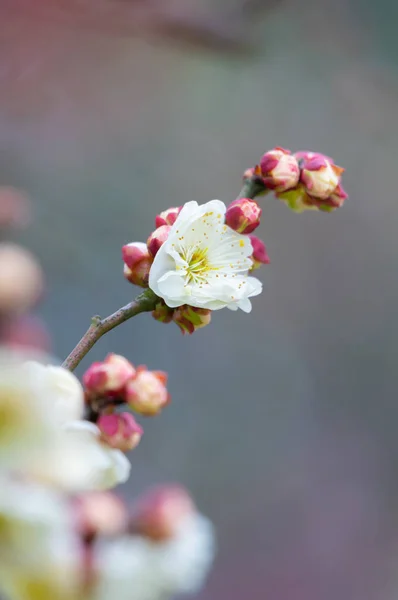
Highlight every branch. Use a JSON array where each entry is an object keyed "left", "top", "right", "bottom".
[
  {"left": 63, "top": 289, "right": 158, "bottom": 372},
  {"left": 63, "top": 174, "right": 264, "bottom": 372},
  {"left": 236, "top": 174, "right": 266, "bottom": 200}
]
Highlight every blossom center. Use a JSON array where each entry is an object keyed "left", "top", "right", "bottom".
[{"left": 180, "top": 245, "right": 213, "bottom": 284}]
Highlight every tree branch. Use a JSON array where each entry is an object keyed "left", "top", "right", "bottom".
[{"left": 63, "top": 289, "right": 158, "bottom": 372}]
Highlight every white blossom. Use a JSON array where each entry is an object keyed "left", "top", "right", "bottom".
[
  {"left": 30, "top": 421, "right": 131, "bottom": 493},
  {"left": 0, "top": 354, "right": 60, "bottom": 469},
  {"left": 149, "top": 200, "right": 262, "bottom": 313},
  {"left": 22, "top": 361, "right": 84, "bottom": 424}
]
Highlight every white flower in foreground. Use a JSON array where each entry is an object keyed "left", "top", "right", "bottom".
[
  {"left": 149, "top": 200, "right": 262, "bottom": 313},
  {"left": 30, "top": 421, "right": 131, "bottom": 493},
  {"left": 93, "top": 513, "right": 215, "bottom": 600},
  {"left": 0, "top": 355, "right": 59, "bottom": 468},
  {"left": 0, "top": 476, "right": 82, "bottom": 600},
  {"left": 22, "top": 361, "right": 84, "bottom": 424}
]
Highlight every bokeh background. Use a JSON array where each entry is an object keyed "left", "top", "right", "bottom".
[{"left": 2, "top": 0, "right": 398, "bottom": 598}]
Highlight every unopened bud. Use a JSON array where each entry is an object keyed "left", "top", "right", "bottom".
[
  {"left": 225, "top": 198, "right": 261, "bottom": 234},
  {"left": 147, "top": 225, "right": 171, "bottom": 258},
  {"left": 173, "top": 305, "right": 211, "bottom": 335},
  {"left": 75, "top": 492, "right": 128, "bottom": 538},
  {"left": 260, "top": 147, "right": 300, "bottom": 192},
  {"left": 249, "top": 235, "right": 270, "bottom": 270},
  {"left": 299, "top": 152, "right": 344, "bottom": 200},
  {"left": 0, "top": 243, "right": 44, "bottom": 315},
  {"left": 122, "top": 242, "right": 153, "bottom": 288},
  {"left": 98, "top": 412, "right": 143, "bottom": 452},
  {"left": 125, "top": 367, "right": 170, "bottom": 416},
  {"left": 152, "top": 301, "right": 174, "bottom": 324},
  {"left": 155, "top": 207, "right": 181, "bottom": 228},
  {"left": 129, "top": 485, "right": 195, "bottom": 541},
  {"left": 83, "top": 354, "right": 136, "bottom": 396}
]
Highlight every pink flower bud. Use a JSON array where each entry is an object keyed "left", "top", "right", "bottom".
[
  {"left": 129, "top": 485, "right": 195, "bottom": 541},
  {"left": 172, "top": 305, "right": 211, "bottom": 335},
  {"left": 152, "top": 301, "right": 174, "bottom": 324},
  {"left": 83, "top": 354, "right": 136, "bottom": 396},
  {"left": 249, "top": 235, "right": 270, "bottom": 270},
  {"left": 147, "top": 225, "right": 172, "bottom": 258},
  {"left": 122, "top": 242, "right": 153, "bottom": 288},
  {"left": 260, "top": 147, "right": 300, "bottom": 192},
  {"left": 75, "top": 492, "right": 128, "bottom": 538},
  {"left": 98, "top": 412, "right": 143, "bottom": 452},
  {"left": 225, "top": 198, "right": 262, "bottom": 234},
  {"left": 299, "top": 152, "right": 344, "bottom": 200},
  {"left": 125, "top": 367, "right": 170, "bottom": 416},
  {"left": 155, "top": 206, "right": 181, "bottom": 228}
]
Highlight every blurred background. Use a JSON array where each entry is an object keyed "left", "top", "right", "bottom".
[{"left": 1, "top": 0, "right": 398, "bottom": 598}]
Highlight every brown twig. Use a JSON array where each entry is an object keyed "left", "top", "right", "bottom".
[{"left": 62, "top": 289, "right": 158, "bottom": 372}]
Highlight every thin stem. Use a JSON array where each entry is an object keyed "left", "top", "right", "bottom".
[
  {"left": 63, "top": 289, "right": 158, "bottom": 372},
  {"left": 236, "top": 175, "right": 267, "bottom": 200}
]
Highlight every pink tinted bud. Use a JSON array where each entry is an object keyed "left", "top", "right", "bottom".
[
  {"left": 122, "top": 242, "right": 153, "bottom": 288},
  {"left": 129, "top": 485, "right": 195, "bottom": 541},
  {"left": 225, "top": 198, "right": 262, "bottom": 234},
  {"left": 260, "top": 147, "right": 300, "bottom": 192},
  {"left": 125, "top": 367, "right": 170, "bottom": 416},
  {"left": 155, "top": 206, "right": 181, "bottom": 228},
  {"left": 83, "top": 354, "right": 136, "bottom": 396},
  {"left": 299, "top": 153, "right": 344, "bottom": 200},
  {"left": 249, "top": 235, "right": 270, "bottom": 270},
  {"left": 0, "top": 243, "right": 44, "bottom": 315},
  {"left": 173, "top": 305, "right": 211, "bottom": 335},
  {"left": 98, "top": 412, "right": 143, "bottom": 452},
  {"left": 152, "top": 301, "right": 174, "bottom": 324},
  {"left": 75, "top": 492, "right": 128, "bottom": 538},
  {"left": 147, "top": 225, "right": 171, "bottom": 258}
]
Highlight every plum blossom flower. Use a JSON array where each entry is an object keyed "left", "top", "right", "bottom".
[
  {"left": 0, "top": 353, "right": 62, "bottom": 469},
  {"left": 31, "top": 420, "right": 131, "bottom": 493},
  {"left": 0, "top": 357, "right": 131, "bottom": 492},
  {"left": 148, "top": 200, "right": 262, "bottom": 313}
]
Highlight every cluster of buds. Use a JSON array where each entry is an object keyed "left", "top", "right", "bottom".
[
  {"left": 83, "top": 353, "right": 171, "bottom": 451},
  {"left": 253, "top": 147, "right": 347, "bottom": 213}
]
